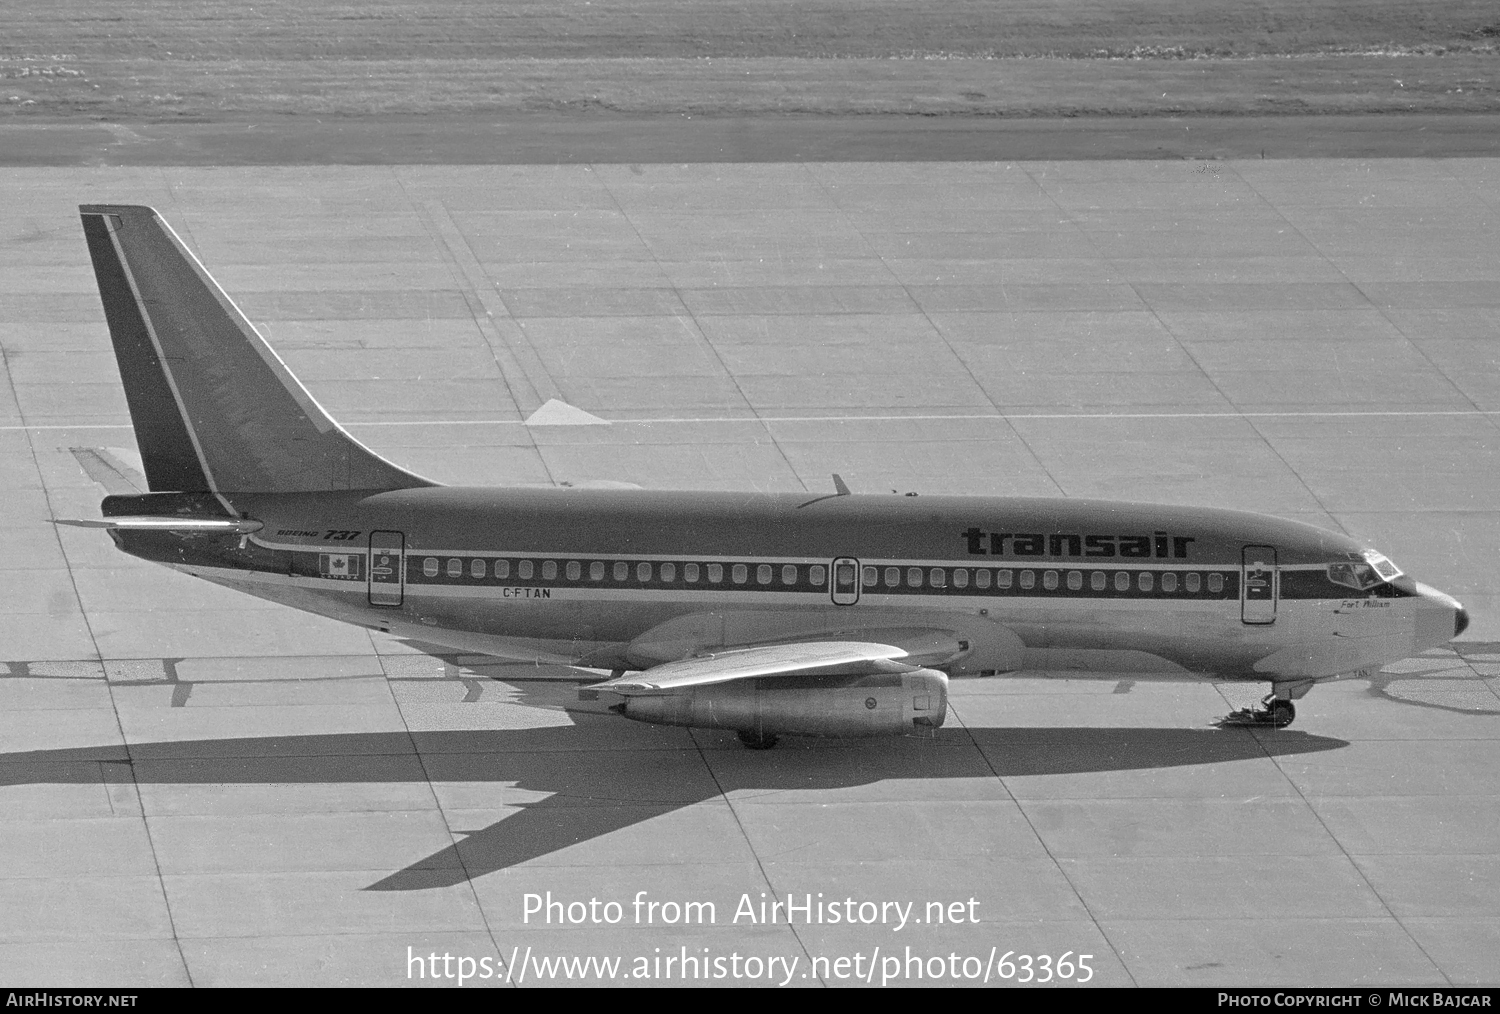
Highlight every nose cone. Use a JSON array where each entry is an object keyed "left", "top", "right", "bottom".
[{"left": 1414, "top": 582, "right": 1468, "bottom": 650}]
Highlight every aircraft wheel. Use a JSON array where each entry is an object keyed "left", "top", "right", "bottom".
[
  {"left": 1269, "top": 699, "right": 1295, "bottom": 728},
  {"left": 737, "top": 730, "right": 779, "bottom": 750}
]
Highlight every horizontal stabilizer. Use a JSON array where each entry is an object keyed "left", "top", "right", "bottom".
[
  {"left": 53, "top": 516, "right": 264, "bottom": 534},
  {"left": 69, "top": 447, "right": 147, "bottom": 496},
  {"left": 588, "top": 641, "right": 921, "bottom": 695}
]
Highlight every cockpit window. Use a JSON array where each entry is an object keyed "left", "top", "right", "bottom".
[
  {"left": 1364, "top": 550, "right": 1403, "bottom": 581},
  {"left": 1327, "top": 562, "right": 1382, "bottom": 591},
  {"left": 1328, "top": 551, "right": 1403, "bottom": 591}
]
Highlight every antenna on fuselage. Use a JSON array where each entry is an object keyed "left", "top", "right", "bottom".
[{"left": 796, "top": 474, "right": 854, "bottom": 510}]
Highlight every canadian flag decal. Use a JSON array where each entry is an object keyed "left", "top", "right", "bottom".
[{"left": 319, "top": 553, "right": 362, "bottom": 580}]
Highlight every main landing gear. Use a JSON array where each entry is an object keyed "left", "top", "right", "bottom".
[
  {"left": 737, "top": 730, "right": 780, "bottom": 750},
  {"left": 1219, "top": 693, "right": 1296, "bottom": 728}
]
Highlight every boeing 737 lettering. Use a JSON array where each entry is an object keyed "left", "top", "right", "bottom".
[{"left": 58, "top": 205, "right": 1469, "bottom": 747}]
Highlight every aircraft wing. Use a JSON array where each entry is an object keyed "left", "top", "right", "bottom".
[{"left": 586, "top": 641, "right": 925, "bottom": 695}]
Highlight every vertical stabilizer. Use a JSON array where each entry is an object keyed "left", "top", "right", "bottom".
[{"left": 80, "top": 205, "right": 435, "bottom": 494}]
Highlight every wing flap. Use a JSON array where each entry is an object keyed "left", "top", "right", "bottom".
[{"left": 588, "top": 640, "right": 922, "bottom": 694}]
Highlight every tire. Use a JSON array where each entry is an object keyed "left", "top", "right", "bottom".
[
  {"left": 1269, "top": 699, "right": 1295, "bottom": 728},
  {"left": 737, "top": 730, "right": 779, "bottom": 750}
]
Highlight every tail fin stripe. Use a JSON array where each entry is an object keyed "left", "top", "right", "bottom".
[
  {"left": 81, "top": 212, "right": 216, "bottom": 494},
  {"left": 103, "top": 221, "right": 243, "bottom": 516},
  {"left": 104, "top": 219, "right": 232, "bottom": 499}
]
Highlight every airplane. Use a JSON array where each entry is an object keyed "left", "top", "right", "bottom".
[{"left": 57, "top": 204, "right": 1470, "bottom": 749}]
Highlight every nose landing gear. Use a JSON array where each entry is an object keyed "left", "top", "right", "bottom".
[{"left": 1219, "top": 694, "right": 1296, "bottom": 728}]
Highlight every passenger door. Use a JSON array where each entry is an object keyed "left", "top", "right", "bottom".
[
  {"left": 1241, "top": 545, "right": 1277, "bottom": 624},
  {"left": 368, "top": 530, "right": 405, "bottom": 607},
  {"left": 830, "top": 557, "right": 861, "bottom": 606}
]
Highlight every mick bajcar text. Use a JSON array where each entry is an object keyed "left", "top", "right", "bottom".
[{"left": 1219, "top": 996, "right": 1492, "bottom": 1007}]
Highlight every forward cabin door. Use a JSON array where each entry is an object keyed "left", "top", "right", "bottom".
[
  {"left": 1241, "top": 545, "right": 1277, "bottom": 624},
  {"left": 831, "top": 557, "right": 861, "bottom": 606},
  {"left": 369, "top": 530, "right": 405, "bottom": 607}
]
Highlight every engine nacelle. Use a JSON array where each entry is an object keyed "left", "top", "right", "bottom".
[{"left": 616, "top": 669, "right": 948, "bottom": 738}]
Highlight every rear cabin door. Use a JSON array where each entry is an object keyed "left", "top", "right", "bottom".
[
  {"left": 831, "top": 557, "right": 861, "bottom": 606},
  {"left": 369, "top": 531, "right": 405, "bottom": 607},
  {"left": 1241, "top": 545, "right": 1277, "bottom": 625}
]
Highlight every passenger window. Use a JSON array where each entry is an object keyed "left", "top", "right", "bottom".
[
  {"left": 1208, "top": 573, "right": 1224, "bottom": 594},
  {"left": 423, "top": 558, "right": 438, "bottom": 577},
  {"left": 542, "top": 560, "right": 557, "bottom": 580},
  {"left": 566, "top": 561, "right": 581, "bottom": 581},
  {"left": 1090, "top": 571, "right": 1106, "bottom": 591},
  {"left": 637, "top": 562, "right": 653, "bottom": 582},
  {"left": 1138, "top": 571, "right": 1153, "bottom": 591},
  {"left": 1161, "top": 572, "right": 1178, "bottom": 593},
  {"left": 447, "top": 558, "right": 462, "bottom": 578},
  {"left": 518, "top": 560, "right": 533, "bottom": 580},
  {"left": 708, "top": 564, "right": 724, "bottom": 583},
  {"left": 861, "top": 565, "right": 877, "bottom": 588},
  {"left": 1042, "top": 570, "right": 1058, "bottom": 591},
  {"left": 952, "top": 568, "right": 969, "bottom": 589},
  {"left": 907, "top": 567, "right": 923, "bottom": 588},
  {"left": 995, "top": 569, "right": 1012, "bottom": 589},
  {"left": 661, "top": 562, "right": 676, "bottom": 582},
  {"left": 1114, "top": 571, "right": 1130, "bottom": 592},
  {"left": 885, "top": 566, "right": 901, "bottom": 588},
  {"left": 494, "top": 559, "right": 510, "bottom": 580},
  {"left": 589, "top": 561, "right": 604, "bottom": 581},
  {"left": 975, "top": 569, "right": 992, "bottom": 590},
  {"left": 930, "top": 568, "right": 946, "bottom": 588},
  {"left": 684, "top": 563, "right": 700, "bottom": 583},
  {"left": 1185, "top": 572, "right": 1201, "bottom": 593},
  {"left": 787, "top": 565, "right": 801, "bottom": 586},
  {"left": 470, "top": 559, "right": 486, "bottom": 579},
  {"left": 757, "top": 564, "right": 772, "bottom": 585},
  {"left": 732, "top": 564, "right": 748, "bottom": 584},
  {"left": 808, "top": 564, "right": 826, "bottom": 586},
  {"left": 1019, "top": 570, "right": 1036, "bottom": 590},
  {"left": 614, "top": 561, "right": 629, "bottom": 581},
  {"left": 1067, "top": 570, "right": 1082, "bottom": 591}
]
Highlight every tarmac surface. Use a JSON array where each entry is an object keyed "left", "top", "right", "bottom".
[{"left": 1, "top": 155, "right": 1499, "bottom": 986}]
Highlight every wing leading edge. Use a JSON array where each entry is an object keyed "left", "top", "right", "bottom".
[{"left": 587, "top": 640, "right": 928, "bottom": 694}]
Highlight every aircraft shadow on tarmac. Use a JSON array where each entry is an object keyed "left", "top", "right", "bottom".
[{"left": 0, "top": 722, "right": 1346, "bottom": 891}]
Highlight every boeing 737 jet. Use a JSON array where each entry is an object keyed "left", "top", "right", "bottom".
[{"left": 59, "top": 205, "right": 1469, "bottom": 747}]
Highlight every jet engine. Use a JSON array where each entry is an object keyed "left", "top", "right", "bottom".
[{"left": 613, "top": 669, "right": 948, "bottom": 743}]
